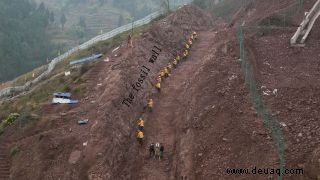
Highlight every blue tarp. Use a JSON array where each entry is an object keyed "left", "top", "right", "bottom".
[
  {"left": 78, "top": 119, "right": 89, "bottom": 125},
  {"left": 53, "top": 92, "right": 71, "bottom": 98},
  {"left": 69, "top": 100, "right": 79, "bottom": 104},
  {"left": 69, "top": 54, "right": 103, "bottom": 65}
]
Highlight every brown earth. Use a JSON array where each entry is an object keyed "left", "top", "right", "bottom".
[{"left": 0, "top": 2, "right": 320, "bottom": 180}]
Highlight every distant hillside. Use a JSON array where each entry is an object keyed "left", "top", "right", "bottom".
[
  {"left": 0, "top": 0, "right": 163, "bottom": 83},
  {"left": 35, "top": 0, "right": 161, "bottom": 38},
  {"left": 0, "top": 0, "right": 56, "bottom": 82}
]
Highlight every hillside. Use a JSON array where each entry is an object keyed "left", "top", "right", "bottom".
[
  {"left": 35, "top": 0, "right": 161, "bottom": 46},
  {"left": 1, "top": 1, "right": 320, "bottom": 180}
]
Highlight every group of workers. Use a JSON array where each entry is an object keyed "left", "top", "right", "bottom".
[
  {"left": 137, "top": 117, "right": 145, "bottom": 145},
  {"left": 155, "top": 31, "right": 197, "bottom": 91},
  {"left": 136, "top": 98, "right": 154, "bottom": 145},
  {"left": 136, "top": 31, "right": 198, "bottom": 160},
  {"left": 149, "top": 142, "right": 164, "bottom": 160}
]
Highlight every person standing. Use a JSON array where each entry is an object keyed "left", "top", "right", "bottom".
[
  {"left": 147, "top": 99, "right": 154, "bottom": 112},
  {"left": 160, "top": 144, "right": 164, "bottom": 159},
  {"left": 127, "top": 34, "right": 133, "bottom": 48},
  {"left": 149, "top": 143, "right": 155, "bottom": 157},
  {"left": 137, "top": 130, "right": 144, "bottom": 145},
  {"left": 137, "top": 118, "right": 144, "bottom": 131}
]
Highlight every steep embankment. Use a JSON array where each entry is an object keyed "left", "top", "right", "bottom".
[
  {"left": 2, "top": 2, "right": 319, "bottom": 180},
  {"left": 3, "top": 5, "right": 217, "bottom": 180}
]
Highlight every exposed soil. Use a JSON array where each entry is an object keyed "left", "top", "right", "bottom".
[{"left": 0, "top": 2, "right": 320, "bottom": 180}]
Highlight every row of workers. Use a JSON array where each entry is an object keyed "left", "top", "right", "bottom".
[
  {"left": 136, "top": 31, "right": 198, "bottom": 159},
  {"left": 155, "top": 31, "right": 197, "bottom": 91}
]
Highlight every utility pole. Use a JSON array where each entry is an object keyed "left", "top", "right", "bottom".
[{"left": 131, "top": 17, "right": 134, "bottom": 35}]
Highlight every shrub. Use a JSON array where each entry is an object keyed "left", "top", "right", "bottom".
[
  {"left": 10, "top": 146, "right": 19, "bottom": 158},
  {"left": 2, "top": 113, "right": 20, "bottom": 127},
  {"left": 0, "top": 125, "right": 4, "bottom": 135}
]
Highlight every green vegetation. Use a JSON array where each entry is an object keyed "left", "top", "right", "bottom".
[
  {"left": 10, "top": 146, "right": 20, "bottom": 158},
  {"left": 60, "top": 13, "right": 67, "bottom": 29},
  {"left": 2, "top": 113, "right": 20, "bottom": 127},
  {"left": 0, "top": 0, "right": 165, "bottom": 82},
  {"left": 0, "top": 113, "right": 20, "bottom": 135},
  {"left": 0, "top": 0, "right": 57, "bottom": 82},
  {"left": 0, "top": 21, "right": 154, "bottom": 136},
  {"left": 0, "top": 126, "right": 4, "bottom": 135},
  {"left": 194, "top": 0, "right": 244, "bottom": 20}
]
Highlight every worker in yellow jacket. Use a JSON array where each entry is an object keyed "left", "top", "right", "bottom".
[
  {"left": 176, "top": 55, "right": 181, "bottom": 63},
  {"left": 192, "top": 31, "right": 197, "bottom": 39},
  {"left": 185, "top": 43, "right": 190, "bottom": 49},
  {"left": 160, "top": 70, "right": 165, "bottom": 78},
  {"left": 167, "top": 63, "right": 172, "bottom": 70},
  {"left": 147, "top": 98, "right": 154, "bottom": 112},
  {"left": 172, "top": 59, "right": 178, "bottom": 68},
  {"left": 163, "top": 67, "right": 169, "bottom": 77},
  {"left": 155, "top": 81, "right": 161, "bottom": 91},
  {"left": 188, "top": 39, "right": 193, "bottom": 46},
  {"left": 183, "top": 50, "right": 188, "bottom": 58},
  {"left": 137, "top": 118, "right": 144, "bottom": 131},
  {"left": 137, "top": 130, "right": 144, "bottom": 145},
  {"left": 156, "top": 75, "right": 162, "bottom": 83}
]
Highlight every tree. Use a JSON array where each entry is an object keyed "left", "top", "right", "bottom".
[
  {"left": 193, "top": 0, "right": 207, "bottom": 9},
  {"left": 60, "top": 13, "right": 66, "bottom": 29},
  {"left": 38, "top": 2, "right": 45, "bottom": 14},
  {"left": 117, "top": 15, "right": 124, "bottom": 27},
  {"left": 50, "top": 11, "right": 54, "bottom": 24},
  {"left": 0, "top": 0, "right": 55, "bottom": 82},
  {"left": 98, "top": 0, "right": 105, "bottom": 5},
  {"left": 166, "top": 0, "right": 170, "bottom": 11},
  {"left": 78, "top": 16, "right": 86, "bottom": 28}
]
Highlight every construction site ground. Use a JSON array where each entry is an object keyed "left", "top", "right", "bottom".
[{"left": 0, "top": 1, "right": 320, "bottom": 180}]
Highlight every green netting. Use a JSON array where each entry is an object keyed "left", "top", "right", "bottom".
[{"left": 236, "top": 25, "right": 285, "bottom": 180}]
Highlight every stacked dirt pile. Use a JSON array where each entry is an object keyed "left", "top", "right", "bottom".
[{"left": 167, "top": 5, "right": 216, "bottom": 30}]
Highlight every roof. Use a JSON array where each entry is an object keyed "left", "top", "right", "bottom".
[
  {"left": 69, "top": 54, "right": 103, "bottom": 65},
  {"left": 53, "top": 92, "right": 71, "bottom": 97}
]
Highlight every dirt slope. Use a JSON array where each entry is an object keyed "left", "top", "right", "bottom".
[
  {"left": 1, "top": 2, "right": 320, "bottom": 180},
  {"left": 136, "top": 31, "right": 219, "bottom": 180}
]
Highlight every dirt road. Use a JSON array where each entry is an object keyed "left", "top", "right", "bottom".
[{"left": 137, "top": 31, "right": 217, "bottom": 180}]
